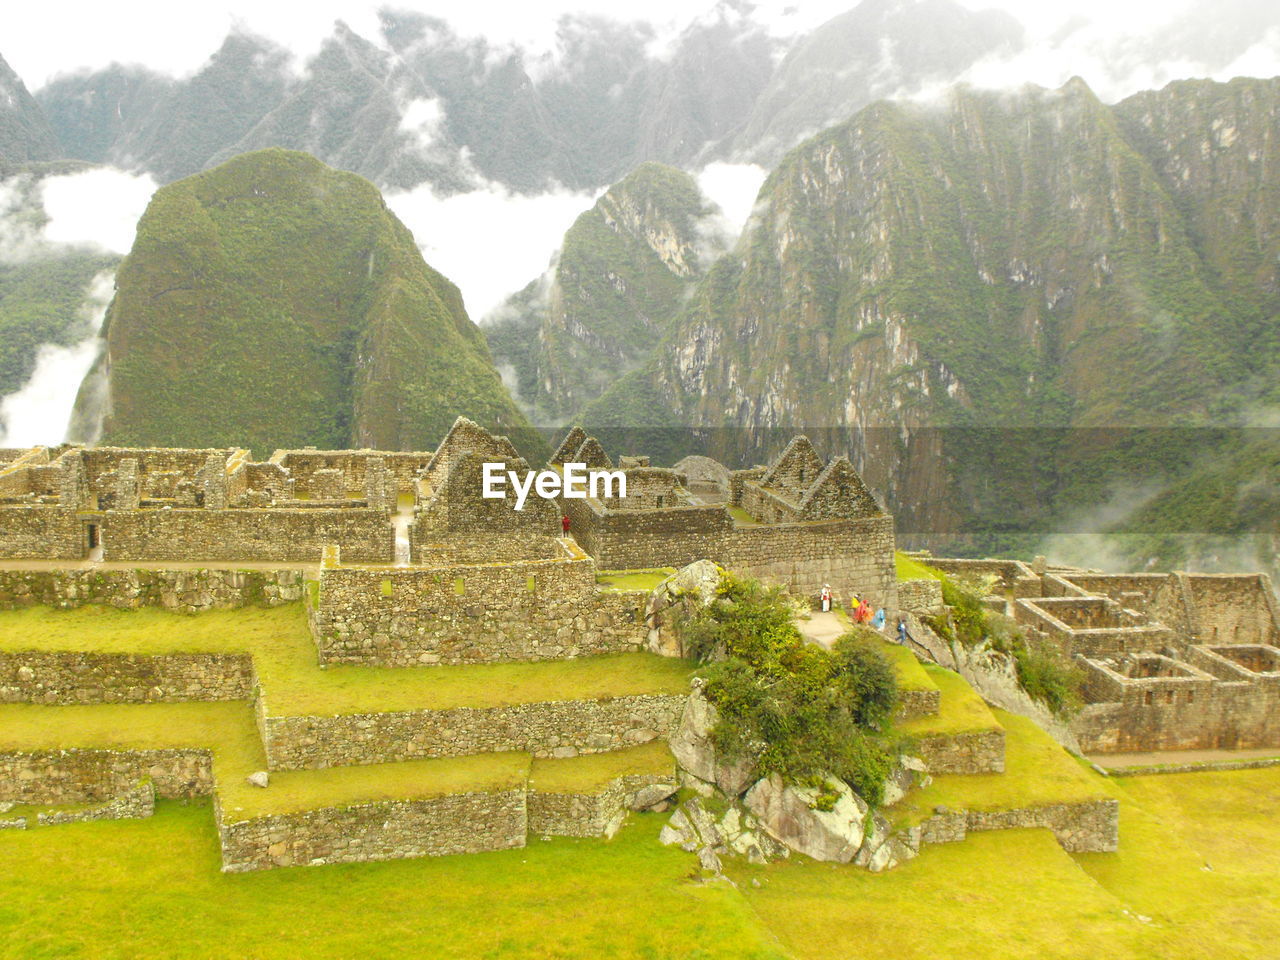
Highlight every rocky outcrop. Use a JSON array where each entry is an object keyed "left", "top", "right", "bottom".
[
  {"left": 658, "top": 796, "right": 790, "bottom": 871},
  {"left": 668, "top": 680, "right": 758, "bottom": 796},
  {"left": 644, "top": 560, "right": 726, "bottom": 657},
  {"left": 742, "top": 774, "right": 867, "bottom": 863}
]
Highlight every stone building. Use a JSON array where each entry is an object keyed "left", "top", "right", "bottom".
[{"left": 912, "top": 557, "right": 1280, "bottom": 754}]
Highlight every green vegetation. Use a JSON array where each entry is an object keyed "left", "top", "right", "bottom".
[
  {"left": 894, "top": 552, "right": 942, "bottom": 582},
  {"left": 80, "top": 149, "right": 532, "bottom": 454},
  {"left": 926, "top": 574, "right": 1084, "bottom": 716},
  {"left": 676, "top": 576, "right": 899, "bottom": 803},
  {"left": 0, "top": 251, "right": 119, "bottom": 396},
  {"left": 894, "top": 707, "right": 1111, "bottom": 829},
  {"left": 896, "top": 664, "right": 1000, "bottom": 739},
  {"left": 595, "top": 568, "right": 675, "bottom": 592},
  {"left": 0, "top": 805, "right": 785, "bottom": 960},
  {"left": 486, "top": 162, "right": 716, "bottom": 424},
  {"left": 529, "top": 741, "right": 675, "bottom": 794},
  {"left": 0, "top": 604, "right": 692, "bottom": 716},
  {"left": 4, "top": 755, "right": 1279, "bottom": 957}
]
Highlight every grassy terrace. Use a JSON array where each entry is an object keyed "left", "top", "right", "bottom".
[
  {"left": 5, "top": 765, "right": 1280, "bottom": 958},
  {"left": 0, "top": 605, "right": 694, "bottom": 716},
  {"left": 894, "top": 551, "right": 943, "bottom": 582},
  {"left": 529, "top": 741, "right": 675, "bottom": 794},
  {"left": 594, "top": 568, "right": 675, "bottom": 592},
  {"left": 892, "top": 708, "right": 1113, "bottom": 830},
  {"left": 895, "top": 664, "right": 999, "bottom": 738}
]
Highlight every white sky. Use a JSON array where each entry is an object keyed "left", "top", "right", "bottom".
[{"left": 2, "top": 0, "right": 1225, "bottom": 88}]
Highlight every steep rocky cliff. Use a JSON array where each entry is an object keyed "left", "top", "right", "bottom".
[
  {"left": 585, "top": 77, "right": 1280, "bottom": 551},
  {"left": 487, "top": 162, "right": 723, "bottom": 422},
  {"left": 0, "top": 53, "right": 60, "bottom": 169},
  {"left": 70, "top": 149, "right": 531, "bottom": 453}
]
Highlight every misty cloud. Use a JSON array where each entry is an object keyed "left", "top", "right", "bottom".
[
  {"left": 385, "top": 177, "right": 597, "bottom": 323},
  {"left": 0, "top": 271, "right": 114, "bottom": 447}
]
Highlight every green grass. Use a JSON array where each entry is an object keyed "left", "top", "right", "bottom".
[
  {"left": 0, "top": 604, "right": 694, "bottom": 716},
  {"left": 860, "top": 633, "right": 936, "bottom": 694},
  {"left": 727, "top": 828, "right": 1141, "bottom": 960},
  {"left": 893, "top": 708, "right": 1113, "bottom": 829},
  {"left": 895, "top": 665, "right": 1000, "bottom": 738},
  {"left": 894, "top": 552, "right": 943, "bottom": 582},
  {"left": 594, "top": 568, "right": 675, "bottom": 592},
  {"left": 0, "top": 806, "right": 785, "bottom": 960},
  {"left": 728, "top": 505, "right": 760, "bottom": 525},
  {"left": 222, "top": 753, "right": 532, "bottom": 819},
  {"left": 529, "top": 741, "right": 675, "bottom": 794}
]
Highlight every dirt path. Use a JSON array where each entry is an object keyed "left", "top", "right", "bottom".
[{"left": 795, "top": 610, "right": 847, "bottom": 649}]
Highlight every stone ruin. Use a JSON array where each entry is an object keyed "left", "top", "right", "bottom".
[
  {"left": 0, "top": 418, "right": 905, "bottom": 872},
  {"left": 899, "top": 556, "right": 1280, "bottom": 755}
]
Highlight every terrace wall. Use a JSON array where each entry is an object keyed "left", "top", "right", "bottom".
[
  {"left": 0, "top": 567, "right": 306, "bottom": 612},
  {"left": 0, "top": 748, "right": 212, "bottom": 804},
  {"left": 0, "top": 652, "right": 254, "bottom": 704},
  {"left": 217, "top": 789, "right": 528, "bottom": 872},
  {"left": 310, "top": 555, "right": 648, "bottom": 666},
  {"left": 527, "top": 772, "right": 669, "bottom": 838},
  {"left": 258, "top": 694, "right": 687, "bottom": 770}
]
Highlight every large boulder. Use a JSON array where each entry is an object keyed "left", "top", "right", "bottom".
[
  {"left": 743, "top": 774, "right": 868, "bottom": 862},
  {"left": 644, "top": 560, "right": 726, "bottom": 656},
  {"left": 669, "top": 680, "right": 758, "bottom": 796}
]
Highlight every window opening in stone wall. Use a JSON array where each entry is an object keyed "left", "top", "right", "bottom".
[
  {"left": 1144, "top": 690, "right": 1154, "bottom": 705},
  {"left": 86, "top": 524, "right": 99, "bottom": 550},
  {"left": 454, "top": 577, "right": 465, "bottom": 595},
  {"left": 526, "top": 576, "right": 536, "bottom": 592}
]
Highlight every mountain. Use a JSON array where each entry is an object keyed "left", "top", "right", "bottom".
[
  {"left": 0, "top": 53, "right": 61, "bottom": 170},
  {"left": 486, "top": 162, "right": 722, "bottom": 422},
  {"left": 69, "top": 148, "right": 531, "bottom": 452},
  {"left": 729, "top": 0, "right": 1023, "bottom": 165},
  {"left": 581, "top": 77, "right": 1280, "bottom": 557},
  {"left": 29, "top": 1, "right": 1022, "bottom": 195}
]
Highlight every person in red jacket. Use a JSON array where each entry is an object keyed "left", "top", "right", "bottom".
[{"left": 561, "top": 514, "right": 571, "bottom": 535}]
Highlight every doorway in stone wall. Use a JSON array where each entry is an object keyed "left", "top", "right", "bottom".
[{"left": 85, "top": 523, "right": 103, "bottom": 562}]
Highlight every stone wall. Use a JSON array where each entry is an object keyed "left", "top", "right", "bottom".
[
  {"left": 1157, "top": 574, "right": 1280, "bottom": 645},
  {"left": 527, "top": 772, "right": 667, "bottom": 838},
  {"left": 1073, "top": 648, "right": 1280, "bottom": 752},
  {"left": 563, "top": 496, "right": 897, "bottom": 610},
  {"left": 0, "top": 506, "right": 84, "bottom": 559},
  {"left": 0, "top": 748, "right": 212, "bottom": 803},
  {"left": 912, "top": 729, "right": 1005, "bottom": 774},
  {"left": 0, "top": 567, "right": 306, "bottom": 612},
  {"left": 726, "top": 515, "right": 898, "bottom": 610},
  {"left": 259, "top": 695, "right": 686, "bottom": 770},
  {"left": 38, "top": 778, "right": 155, "bottom": 826},
  {"left": 217, "top": 789, "right": 528, "bottom": 872},
  {"left": 310, "top": 553, "right": 647, "bottom": 666},
  {"left": 898, "top": 579, "right": 944, "bottom": 612},
  {"left": 0, "top": 652, "right": 254, "bottom": 704},
  {"left": 98, "top": 508, "right": 393, "bottom": 564},
  {"left": 897, "top": 688, "right": 941, "bottom": 721},
  {"left": 917, "top": 798, "right": 1118, "bottom": 853}
]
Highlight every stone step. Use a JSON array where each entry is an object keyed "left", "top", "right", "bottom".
[
  {"left": 891, "top": 710, "right": 1117, "bottom": 855},
  {"left": 0, "top": 702, "right": 682, "bottom": 872},
  {"left": 896, "top": 665, "right": 1005, "bottom": 774}
]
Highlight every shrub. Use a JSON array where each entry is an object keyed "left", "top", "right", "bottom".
[
  {"left": 682, "top": 577, "right": 900, "bottom": 805},
  {"left": 1013, "top": 642, "right": 1085, "bottom": 716}
]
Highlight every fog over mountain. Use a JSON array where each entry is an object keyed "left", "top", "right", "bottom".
[{"left": 1, "top": 0, "right": 1278, "bottom": 465}]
